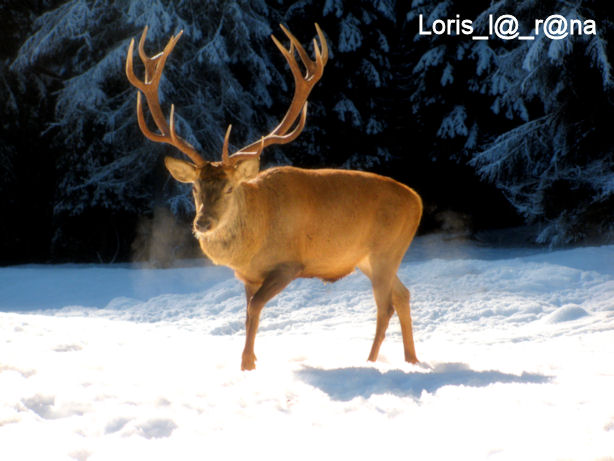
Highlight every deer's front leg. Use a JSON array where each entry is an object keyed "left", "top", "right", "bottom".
[{"left": 241, "top": 263, "right": 303, "bottom": 371}]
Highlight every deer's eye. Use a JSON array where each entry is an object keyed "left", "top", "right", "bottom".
[{"left": 225, "top": 186, "right": 233, "bottom": 195}]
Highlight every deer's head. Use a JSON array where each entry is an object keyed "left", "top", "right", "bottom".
[
  {"left": 126, "top": 24, "right": 327, "bottom": 235},
  {"left": 163, "top": 154, "right": 259, "bottom": 235}
]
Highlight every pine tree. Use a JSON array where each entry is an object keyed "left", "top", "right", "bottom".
[
  {"left": 468, "top": 0, "right": 614, "bottom": 245},
  {"left": 0, "top": 0, "right": 65, "bottom": 262},
  {"left": 405, "top": 0, "right": 614, "bottom": 245}
]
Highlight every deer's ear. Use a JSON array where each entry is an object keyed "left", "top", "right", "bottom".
[
  {"left": 164, "top": 156, "right": 198, "bottom": 183},
  {"left": 232, "top": 156, "right": 260, "bottom": 182}
]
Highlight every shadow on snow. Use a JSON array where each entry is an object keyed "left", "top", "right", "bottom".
[{"left": 296, "top": 362, "right": 550, "bottom": 401}]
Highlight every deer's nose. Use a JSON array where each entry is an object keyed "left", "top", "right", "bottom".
[{"left": 194, "top": 215, "right": 214, "bottom": 233}]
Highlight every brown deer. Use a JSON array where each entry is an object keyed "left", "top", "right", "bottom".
[{"left": 126, "top": 24, "right": 423, "bottom": 370}]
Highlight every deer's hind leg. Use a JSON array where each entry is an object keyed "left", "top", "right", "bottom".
[
  {"left": 391, "top": 275, "right": 418, "bottom": 364},
  {"left": 360, "top": 258, "right": 418, "bottom": 364},
  {"left": 368, "top": 296, "right": 395, "bottom": 362},
  {"left": 359, "top": 260, "right": 395, "bottom": 362}
]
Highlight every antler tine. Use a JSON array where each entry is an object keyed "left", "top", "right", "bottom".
[
  {"left": 224, "top": 136, "right": 266, "bottom": 166},
  {"left": 137, "top": 26, "right": 150, "bottom": 73},
  {"left": 126, "top": 38, "right": 144, "bottom": 92},
  {"left": 126, "top": 26, "right": 206, "bottom": 167},
  {"left": 270, "top": 34, "right": 301, "bottom": 85},
  {"left": 222, "top": 124, "right": 232, "bottom": 164},
  {"left": 314, "top": 23, "right": 329, "bottom": 67},
  {"left": 312, "top": 39, "right": 325, "bottom": 77}
]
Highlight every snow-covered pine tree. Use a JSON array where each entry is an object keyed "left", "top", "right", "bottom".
[
  {"left": 0, "top": 0, "right": 66, "bottom": 262},
  {"left": 406, "top": 0, "right": 614, "bottom": 244},
  {"left": 405, "top": 0, "right": 493, "bottom": 162},
  {"left": 398, "top": 0, "right": 517, "bottom": 232},
  {"left": 468, "top": 0, "right": 614, "bottom": 245}
]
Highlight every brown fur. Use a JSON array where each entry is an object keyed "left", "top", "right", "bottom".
[{"left": 165, "top": 158, "right": 423, "bottom": 370}]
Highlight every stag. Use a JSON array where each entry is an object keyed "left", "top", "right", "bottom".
[{"left": 126, "top": 24, "right": 423, "bottom": 370}]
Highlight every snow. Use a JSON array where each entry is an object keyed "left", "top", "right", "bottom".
[
  {"left": 337, "top": 13, "right": 363, "bottom": 52},
  {"left": 1, "top": 235, "right": 614, "bottom": 460},
  {"left": 437, "top": 105, "right": 468, "bottom": 138}
]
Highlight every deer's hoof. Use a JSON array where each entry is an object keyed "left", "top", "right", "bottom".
[{"left": 241, "top": 352, "right": 257, "bottom": 371}]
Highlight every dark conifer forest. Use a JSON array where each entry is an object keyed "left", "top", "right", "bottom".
[{"left": 1, "top": 0, "right": 612, "bottom": 264}]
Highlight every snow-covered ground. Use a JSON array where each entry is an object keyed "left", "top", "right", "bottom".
[{"left": 1, "top": 235, "right": 613, "bottom": 460}]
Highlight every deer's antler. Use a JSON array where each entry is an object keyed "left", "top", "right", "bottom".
[
  {"left": 126, "top": 26, "right": 206, "bottom": 166},
  {"left": 222, "top": 23, "right": 328, "bottom": 165}
]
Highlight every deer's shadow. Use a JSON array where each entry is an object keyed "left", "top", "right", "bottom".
[{"left": 296, "top": 362, "right": 550, "bottom": 401}]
